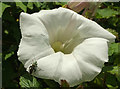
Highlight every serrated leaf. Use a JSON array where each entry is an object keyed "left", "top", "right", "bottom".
[
  {"left": 20, "top": 76, "right": 30, "bottom": 87},
  {"left": 96, "top": 8, "right": 118, "bottom": 18},
  {"left": 19, "top": 74, "right": 40, "bottom": 88},
  {"left": 0, "top": 3, "right": 10, "bottom": 18},
  {"left": 14, "top": 0, "right": 27, "bottom": 12}
]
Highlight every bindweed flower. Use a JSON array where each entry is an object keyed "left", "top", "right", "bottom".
[
  {"left": 67, "top": 0, "right": 101, "bottom": 17},
  {"left": 17, "top": 7, "right": 115, "bottom": 87}
]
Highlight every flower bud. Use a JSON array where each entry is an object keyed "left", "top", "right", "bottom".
[
  {"left": 67, "top": 0, "right": 101, "bottom": 17},
  {"left": 67, "top": 0, "right": 90, "bottom": 13}
]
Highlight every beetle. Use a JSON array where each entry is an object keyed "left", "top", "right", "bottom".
[{"left": 28, "top": 61, "right": 37, "bottom": 74}]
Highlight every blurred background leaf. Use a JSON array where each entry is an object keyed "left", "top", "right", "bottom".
[
  {"left": 15, "top": 0, "right": 27, "bottom": 12},
  {"left": 96, "top": 8, "right": 119, "bottom": 18},
  {"left": 27, "top": 1, "right": 33, "bottom": 10},
  {"left": 108, "top": 43, "right": 119, "bottom": 56},
  {"left": 1, "top": 2, "right": 10, "bottom": 18}
]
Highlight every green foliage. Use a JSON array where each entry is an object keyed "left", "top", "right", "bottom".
[
  {"left": 19, "top": 74, "right": 41, "bottom": 88},
  {"left": 15, "top": 1, "right": 27, "bottom": 12},
  {"left": 96, "top": 8, "right": 119, "bottom": 18},
  {"left": 2, "top": 1, "right": 120, "bottom": 89},
  {"left": 108, "top": 43, "right": 119, "bottom": 56},
  {"left": 106, "top": 28, "right": 118, "bottom": 38},
  {"left": 0, "top": 2, "right": 10, "bottom": 18},
  {"left": 43, "top": 79, "right": 60, "bottom": 88},
  {"left": 27, "top": 2, "right": 33, "bottom": 10},
  {"left": 108, "top": 66, "right": 120, "bottom": 82},
  {"left": 33, "top": 2, "right": 41, "bottom": 8},
  {"left": 4, "top": 52, "right": 14, "bottom": 60}
]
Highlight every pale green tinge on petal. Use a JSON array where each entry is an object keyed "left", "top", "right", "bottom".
[{"left": 17, "top": 12, "right": 54, "bottom": 67}]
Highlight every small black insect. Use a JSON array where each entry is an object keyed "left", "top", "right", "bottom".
[{"left": 29, "top": 61, "right": 37, "bottom": 74}]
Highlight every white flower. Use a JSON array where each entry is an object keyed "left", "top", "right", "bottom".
[{"left": 17, "top": 7, "right": 115, "bottom": 87}]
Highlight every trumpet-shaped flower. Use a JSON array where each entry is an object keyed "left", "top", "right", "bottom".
[{"left": 17, "top": 7, "right": 115, "bottom": 87}]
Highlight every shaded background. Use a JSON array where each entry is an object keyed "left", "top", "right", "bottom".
[{"left": 2, "top": 2, "right": 120, "bottom": 89}]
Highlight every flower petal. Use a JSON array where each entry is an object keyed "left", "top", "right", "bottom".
[
  {"left": 72, "top": 38, "right": 109, "bottom": 82},
  {"left": 33, "top": 7, "right": 115, "bottom": 43},
  {"left": 32, "top": 7, "right": 77, "bottom": 44},
  {"left": 33, "top": 52, "right": 82, "bottom": 87},
  {"left": 17, "top": 12, "right": 54, "bottom": 68},
  {"left": 76, "top": 18, "right": 116, "bottom": 42},
  {"left": 33, "top": 38, "right": 109, "bottom": 87}
]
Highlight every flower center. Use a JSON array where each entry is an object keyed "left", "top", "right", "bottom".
[
  {"left": 49, "top": 30, "right": 82, "bottom": 54},
  {"left": 51, "top": 40, "right": 77, "bottom": 54},
  {"left": 51, "top": 41, "right": 64, "bottom": 53}
]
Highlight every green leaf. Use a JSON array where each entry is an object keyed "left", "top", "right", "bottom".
[
  {"left": 27, "top": 0, "right": 33, "bottom": 10},
  {"left": 106, "top": 73, "right": 117, "bottom": 87},
  {"left": 0, "top": 3, "right": 10, "bottom": 18},
  {"left": 55, "top": 2, "right": 67, "bottom": 6},
  {"left": 103, "top": 65, "right": 120, "bottom": 82},
  {"left": 107, "top": 84, "right": 118, "bottom": 89},
  {"left": 14, "top": 0, "right": 27, "bottom": 12},
  {"left": 19, "top": 74, "right": 41, "bottom": 88},
  {"left": 106, "top": 28, "right": 118, "bottom": 38},
  {"left": 34, "top": 2, "right": 41, "bottom": 8},
  {"left": 108, "top": 66, "right": 118, "bottom": 75},
  {"left": 4, "top": 52, "right": 14, "bottom": 60},
  {"left": 108, "top": 66, "right": 120, "bottom": 82},
  {"left": 108, "top": 43, "right": 119, "bottom": 56},
  {"left": 96, "top": 8, "right": 118, "bottom": 18},
  {"left": 118, "top": 67, "right": 120, "bottom": 82}
]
